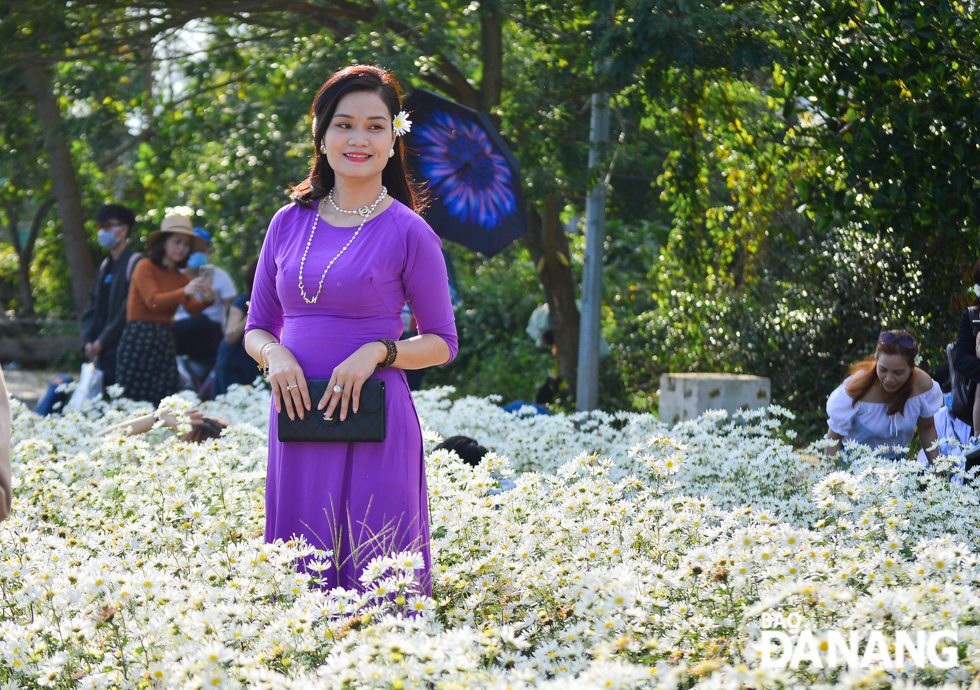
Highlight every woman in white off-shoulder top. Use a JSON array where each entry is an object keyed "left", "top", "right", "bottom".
[{"left": 825, "top": 330, "right": 941, "bottom": 462}]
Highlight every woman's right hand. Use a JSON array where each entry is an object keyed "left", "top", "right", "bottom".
[
  {"left": 184, "top": 277, "right": 205, "bottom": 296},
  {"left": 267, "top": 345, "right": 311, "bottom": 420},
  {"left": 824, "top": 429, "right": 843, "bottom": 457}
]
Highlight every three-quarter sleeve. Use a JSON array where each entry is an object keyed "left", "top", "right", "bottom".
[
  {"left": 402, "top": 225, "right": 458, "bottom": 363},
  {"left": 245, "top": 211, "right": 284, "bottom": 340},
  {"left": 183, "top": 297, "right": 208, "bottom": 317},
  {"left": 912, "top": 380, "right": 943, "bottom": 420},
  {"left": 826, "top": 381, "right": 857, "bottom": 436}
]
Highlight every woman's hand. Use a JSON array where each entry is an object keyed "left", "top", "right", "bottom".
[
  {"left": 267, "top": 345, "right": 310, "bottom": 420},
  {"left": 161, "top": 408, "right": 206, "bottom": 428},
  {"left": 824, "top": 429, "right": 843, "bottom": 457},
  {"left": 320, "top": 341, "right": 386, "bottom": 422},
  {"left": 184, "top": 277, "right": 206, "bottom": 296},
  {"left": 197, "top": 285, "right": 217, "bottom": 306}
]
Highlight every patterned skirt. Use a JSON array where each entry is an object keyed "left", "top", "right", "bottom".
[{"left": 116, "top": 320, "right": 181, "bottom": 406}]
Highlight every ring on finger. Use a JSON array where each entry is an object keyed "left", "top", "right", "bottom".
[
  {"left": 333, "top": 384, "right": 344, "bottom": 394},
  {"left": 286, "top": 384, "right": 298, "bottom": 391}
]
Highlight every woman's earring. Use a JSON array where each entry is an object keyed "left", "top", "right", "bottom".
[
  {"left": 320, "top": 143, "right": 327, "bottom": 155},
  {"left": 389, "top": 148, "right": 395, "bottom": 158}
]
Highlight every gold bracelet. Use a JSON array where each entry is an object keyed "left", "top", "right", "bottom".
[{"left": 259, "top": 341, "right": 281, "bottom": 379}]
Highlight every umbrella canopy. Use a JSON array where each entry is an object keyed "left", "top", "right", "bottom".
[{"left": 402, "top": 89, "right": 526, "bottom": 257}]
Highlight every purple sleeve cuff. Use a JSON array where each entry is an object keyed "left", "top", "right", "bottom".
[{"left": 403, "top": 223, "right": 457, "bottom": 365}]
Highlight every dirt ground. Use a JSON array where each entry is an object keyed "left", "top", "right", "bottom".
[{"left": 1, "top": 369, "right": 61, "bottom": 410}]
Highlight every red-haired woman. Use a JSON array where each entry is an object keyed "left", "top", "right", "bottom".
[{"left": 825, "top": 331, "right": 941, "bottom": 462}]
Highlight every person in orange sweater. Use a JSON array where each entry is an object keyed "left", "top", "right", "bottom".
[{"left": 116, "top": 215, "right": 216, "bottom": 404}]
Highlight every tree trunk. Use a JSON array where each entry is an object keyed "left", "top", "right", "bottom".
[
  {"left": 3, "top": 202, "right": 29, "bottom": 314},
  {"left": 5, "top": 197, "right": 55, "bottom": 316},
  {"left": 522, "top": 196, "right": 580, "bottom": 390},
  {"left": 18, "top": 198, "right": 55, "bottom": 315},
  {"left": 21, "top": 59, "right": 94, "bottom": 316},
  {"left": 479, "top": 3, "right": 503, "bottom": 120},
  {"left": 478, "top": 6, "right": 579, "bottom": 385}
]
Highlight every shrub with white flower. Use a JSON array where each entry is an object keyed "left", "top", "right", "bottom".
[{"left": 0, "top": 383, "right": 978, "bottom": 688}]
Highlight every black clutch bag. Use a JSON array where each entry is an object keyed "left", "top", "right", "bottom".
[{"left": 277, "top": 379, "right": 386, "bottom": 443}]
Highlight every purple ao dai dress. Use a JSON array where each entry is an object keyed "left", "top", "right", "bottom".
[{"left": 245, "top": 200, "right": 457, "bottom": 593}]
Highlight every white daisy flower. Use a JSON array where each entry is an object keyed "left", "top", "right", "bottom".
[{"left": 392, "top": 110, "right": 412, "bottom": 136}]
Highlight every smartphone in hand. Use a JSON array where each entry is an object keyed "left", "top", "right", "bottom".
[{"left": 199, "top": 264, "right": 215, "bottom": 288}]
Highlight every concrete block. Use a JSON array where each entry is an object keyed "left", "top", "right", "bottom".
[{"left": 659, "top": 373, "right": 771, "bottom": 426}]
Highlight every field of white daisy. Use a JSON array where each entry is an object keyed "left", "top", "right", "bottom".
[{"left": 1, "top": 384, "right": 979, "bottom": 689}]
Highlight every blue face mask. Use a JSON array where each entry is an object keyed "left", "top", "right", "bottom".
[
  {"left": 186, "top": 252, "right": 208, "bottom": 269},
  {"left": 97, "top": 228, "right": 118, "bottom": 248}
]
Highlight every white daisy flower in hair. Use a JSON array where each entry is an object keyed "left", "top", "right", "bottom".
[{"left": 393, "top": 111, "right": 412, "bottom": 136}]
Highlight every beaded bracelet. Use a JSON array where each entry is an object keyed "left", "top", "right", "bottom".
[{"left": 375, "top": 338, "right": 397, "bottom": 371}]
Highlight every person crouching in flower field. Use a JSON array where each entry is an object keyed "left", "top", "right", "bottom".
[
  {"left": 825, "top": 330, "right": 941, "bottom": 463},
  {"left": 243, "top": 65, "right": 457, "bottom": 593},
  {"left": 97, "top": 407, "right": 228, "bottom": 444}
]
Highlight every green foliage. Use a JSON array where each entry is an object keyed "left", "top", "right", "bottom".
[
  {"left": 135, "top": 33, "right": 316, "bottom": 284},
  {"left": 601, "top": 0, "right": 773, "bottom": 92},
  {"left": 0, "top": 2, "right": 160, "bottom": 315},
  {"left": 771, "top": 0, "right": 980, "bottom": 249},
  {"left": 596, "top": 12, "right": 976, "bottom": 439},
  {"left": 423, "top": 243, "right": 554, "bottom": 403}
]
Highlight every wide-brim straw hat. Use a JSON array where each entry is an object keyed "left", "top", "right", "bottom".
[{"left": 146, "top": 215, "right": 209, "bottom": 254}]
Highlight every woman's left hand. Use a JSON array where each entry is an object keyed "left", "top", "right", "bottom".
[
  {"left": 320, "top": 341, "right": 387, "bottom": 421},
  {"left": 198, "top": 286, "right": 217, "bottom": 306}
]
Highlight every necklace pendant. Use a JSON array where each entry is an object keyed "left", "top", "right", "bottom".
[{"left": 358, "top": 206, "right": 370, "bottom": 216}]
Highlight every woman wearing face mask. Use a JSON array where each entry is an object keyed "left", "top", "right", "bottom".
[
  {"left": 825, "top": 331, "right": 941, "bottom": 463},
  {"left": 115, "top": 215, "right": 216, "bottom": 405},
  {"left": 173, "top": 228, "right": 238, "bottom": 366}
]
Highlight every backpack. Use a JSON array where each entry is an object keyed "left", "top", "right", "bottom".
[{"left": 99, "top": 252, "right": 143, "bottom": 283}]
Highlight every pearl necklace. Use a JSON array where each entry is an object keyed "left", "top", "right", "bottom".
[{"left": 298, "top": 186, "right": 387, "bottom": 304}]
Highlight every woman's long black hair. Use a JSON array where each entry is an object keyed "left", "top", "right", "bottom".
[{"left": 291, "top": 65, "right": 426, "bottom": 213}]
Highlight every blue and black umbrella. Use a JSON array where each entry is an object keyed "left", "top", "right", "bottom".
[{"left": 402, "top": 89, "right": 527, "bottom": 257}]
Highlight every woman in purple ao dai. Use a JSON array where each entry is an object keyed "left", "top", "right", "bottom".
[{"left": 244, "top": 66, "right": 457, "bottom": 594}]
